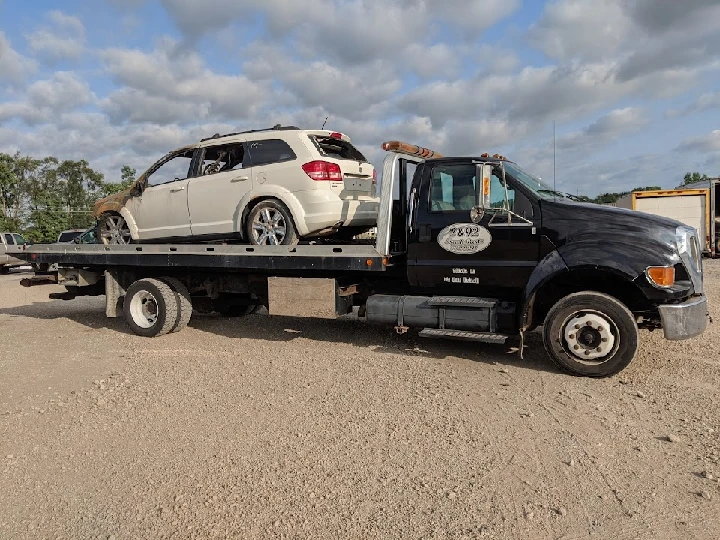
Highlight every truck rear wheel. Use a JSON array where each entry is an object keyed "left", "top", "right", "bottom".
[
  {"left": 159, "top": 277, "right": 193, "bottom": 333},
  {"left": 123, "top": 278, "right": 179, "bottom": 337},
  {"left": 542, "top": 292, "right": 638, "bottom": 377}
]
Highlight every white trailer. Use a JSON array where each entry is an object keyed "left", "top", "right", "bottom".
[{"left": 616, "top": 189, "right": 712, "bottom": 255}]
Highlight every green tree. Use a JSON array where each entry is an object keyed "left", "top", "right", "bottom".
[
  {"left": 682, "top": 172, "right": 709, "bottom": 186},
  {"left": 100, "top": 165, "right": 136, "bottom": 196}
]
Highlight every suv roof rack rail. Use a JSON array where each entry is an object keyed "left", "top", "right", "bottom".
[{"left": 201, "top": 125, "right": 301, "bottom": 142}]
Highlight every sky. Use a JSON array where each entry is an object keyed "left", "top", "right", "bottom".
[{"left": 0, "top": 0, "right": 719, "bottom": 197}]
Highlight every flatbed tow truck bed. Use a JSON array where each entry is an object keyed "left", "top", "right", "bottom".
[{"left": 24, "top": 243, "right": 389, "bottom": 273}]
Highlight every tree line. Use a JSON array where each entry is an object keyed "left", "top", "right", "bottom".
[
  {"left": 0, "top": 152, "right": 135, "bottom": 242},
  {"left": 572, "top": 171, "right": 715, "bottom": 205}
]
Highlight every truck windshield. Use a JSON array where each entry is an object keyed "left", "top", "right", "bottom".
[{"left": 503, "top": 162, "right": 569, "bottom": 200}]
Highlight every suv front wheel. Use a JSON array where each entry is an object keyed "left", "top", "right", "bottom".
[{"left": 246, "top": 200, "right": 298, "bottom": 246}]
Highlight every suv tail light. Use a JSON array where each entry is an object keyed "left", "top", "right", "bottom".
[
  {"left": 302, "top": 160, "right": 342, "bottom": 181},
  {"left": 372, "top": 169, "right": 377, "bottom": 184},
  {"left": 330, "top": 132, "right": 343, "bottom": 140}
]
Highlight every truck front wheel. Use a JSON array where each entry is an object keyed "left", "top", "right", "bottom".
[{"left": 542, "top": 292, "right": 638, "bottom": 377}]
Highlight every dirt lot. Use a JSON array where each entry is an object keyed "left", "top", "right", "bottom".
[{"left": 1, "top": 264, "right": 719, "bottom": 540}]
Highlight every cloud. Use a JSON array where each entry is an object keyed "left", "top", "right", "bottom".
[
  {"left": 677, "top": 130, "right": 720, "bottom": 155},
  {"left": 26, "top": 11, "right": 86, "bottom": 64},
  {"left": 529, "top": 0, "right": 632, "bottom": 61},
  {"left": 557, "top": 107, "right": 649, "bottom": 151},
  {"left": 0, "top": 72, "right": 92, "bottom": 125},
  {"left": 0, "top": 32, "right": 36, "bottom": 83},
  {"left": 667, "top": 92, "right": 720, "bottom": 118},
  {"left": 100, "top": 42, "right": 268, "bottom": 123}
]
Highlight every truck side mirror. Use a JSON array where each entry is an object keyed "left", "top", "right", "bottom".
[{"left": 471, "top": 164, "right": 493, "bottom": 222}]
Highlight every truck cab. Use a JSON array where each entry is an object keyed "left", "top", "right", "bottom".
[
  {"left": 0, "top": 232, "right": 28, "bottom": 273},
  {"left": 367, "top": 142, "right": 708, "bottom": 376}
]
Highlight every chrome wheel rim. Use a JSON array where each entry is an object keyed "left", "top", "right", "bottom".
[
  {"left": 129, "top": 291, "right": 158, "bottom": 329},
  {"left": 251, "top": 208, "right": 286, "bottom": 245},
  {"left": 101, "top": 215, "right": 131, "bottom": 244},
  {"left": 561, "top": 310, "right": 618, "bottom": 364}
]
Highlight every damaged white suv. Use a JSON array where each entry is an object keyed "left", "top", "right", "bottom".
[{"left": 93, "top": 126, "right": 378, "bottom": 245}]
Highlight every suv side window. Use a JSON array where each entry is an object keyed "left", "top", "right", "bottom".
[
  {"left": 201, "top": 143, "right": 247, "bottom": 175},
  {"left": 429, "top": 164, "right": 477, "bottom": 212},
  {"left": 247, "top": 139, "right": 297, "bottom": 167},
  {"left": 147, "top": 151, "right": 194, "bottom": 187}
]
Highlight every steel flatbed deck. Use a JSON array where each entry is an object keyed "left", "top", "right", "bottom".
[{"left": 22, "top": 242, "right": 390, "bottom": 272}]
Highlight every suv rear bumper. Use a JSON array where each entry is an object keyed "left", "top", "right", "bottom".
[
  {"left": 296, "top": 191, "right": 379, "bottom": 233},
  {"left": 658, "top": 295, "right": 708, "bottom": 341}
]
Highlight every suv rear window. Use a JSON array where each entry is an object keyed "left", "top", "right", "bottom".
[
  {"left": 310, "top": 136, "right": 367, "bottom": 162},
  {"left": 247, "top": 139, "right": 297, "bottom": 167}
]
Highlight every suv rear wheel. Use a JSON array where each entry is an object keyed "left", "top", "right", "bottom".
[{"left": 246, "top": 200, "right": 298, "bottom": 245}]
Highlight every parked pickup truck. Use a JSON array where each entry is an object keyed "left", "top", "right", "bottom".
[{"left": 0, "top": 232, "right": 28, "bottom": 273}]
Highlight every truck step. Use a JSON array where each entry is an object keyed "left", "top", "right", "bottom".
[
  {"left": 423, "top": 296, "right": 497, "bottom": 308},
  {"left": 419, "top": 328, "right": 508, "bottom": 344}
]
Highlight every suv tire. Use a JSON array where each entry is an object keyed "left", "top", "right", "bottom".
[{"left": 246, "top": 200, "right": 298, "bottom": 246}]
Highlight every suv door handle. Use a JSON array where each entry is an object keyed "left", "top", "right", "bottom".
[
  {"left": 170, "top": 186, "right": 185, "bottom": 192},
  {"left": 231, "top": 176, "right": 249, "bottom": 182}
]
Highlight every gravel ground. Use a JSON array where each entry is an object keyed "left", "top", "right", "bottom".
[{"left": 1, "top": 264, "right": 719, "bottom": 539}]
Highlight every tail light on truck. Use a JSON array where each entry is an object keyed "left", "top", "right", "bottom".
[
  {"left": 302, "top": 160, "right": 342, "bottom": 181},
  {"left": 372, "top": 169, "right": 377, "bottom": 185}
]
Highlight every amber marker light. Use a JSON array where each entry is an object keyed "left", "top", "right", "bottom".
[{"left": 646, "top": 266, "right": 675, "bottom": 287}]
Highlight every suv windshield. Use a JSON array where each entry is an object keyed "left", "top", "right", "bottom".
[{"left": 503, "top": 162, "right": 569, "bottom": 200}]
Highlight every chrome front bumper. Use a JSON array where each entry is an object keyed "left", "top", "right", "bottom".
[{"left": 658, "top": 295, "right": 709, "bottom": 341}]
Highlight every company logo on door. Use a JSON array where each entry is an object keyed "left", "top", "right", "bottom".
[{"left": 437, "top": 223, "right": 492, "bottom": 255}]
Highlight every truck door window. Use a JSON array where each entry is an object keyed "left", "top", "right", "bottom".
[
  {"left": 489, "top": 174, "right": 514, "bottom": 211},
  {"left": 429, "top": 164, "right": 476, "bottom": 212},
  {"left": 490, "top": 171, "right": 535, "bottom": 219},
  {"left": 4, "top": 233, "right": 15, "bottom": 245},
  {"left": 12, "top": 234, "right": 25, "bottom": 245}
]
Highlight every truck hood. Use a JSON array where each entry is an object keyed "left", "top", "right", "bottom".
[{"left": 540, "top": 198, "right": 681, "bottom": 255}]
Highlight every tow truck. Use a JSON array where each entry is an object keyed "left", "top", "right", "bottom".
[{"left": 19, "top": 141, "right": 709, "bottom": 377}]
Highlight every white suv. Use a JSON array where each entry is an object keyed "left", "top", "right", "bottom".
[{"left": 93, "top": 126, "right": 378, "bottom": 245}]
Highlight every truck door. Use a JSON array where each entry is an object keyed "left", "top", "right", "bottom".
[{"left": 407, "top": 161, "right": 541, "bottom": 295}]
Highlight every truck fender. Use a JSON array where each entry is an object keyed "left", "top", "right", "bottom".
[
  {"left": 521, "top": 240, "right": 668, "bottom": 330},
  {"left": 520, "top": 250, "right": 568, "bottom": 330},
  {"left": 234, "top": 188, "right": 308, "bottom": 237}
]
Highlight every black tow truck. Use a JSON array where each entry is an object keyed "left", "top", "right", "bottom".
[{"left": 20, "top": 141, "right": 709, "bottom": 377}]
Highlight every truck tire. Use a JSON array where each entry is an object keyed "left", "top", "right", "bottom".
[
  {"left": 123, "top": 278, "right": 179, "bottom": 337},
  {"left": 246, "top": 200, "right": 299, "bottom": 246},
  {"left": 159, "top": 277, "right": 193, "bottom": 333},
  {"left": 542, "top": 292, "right": 638, "bottom": 377}
]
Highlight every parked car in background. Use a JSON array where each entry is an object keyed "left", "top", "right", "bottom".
[
  {"left": 92, "top": 125, "right": 378, "bottom": 246},
  {"left": 32, "top": 227, "right": 98, "bottom": 273},
  {"left": 0, "top": 232, "right": 28, "bottom": 273},
  {"left": 57, "top": 229, "right": 86, "bottom": 243}
]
